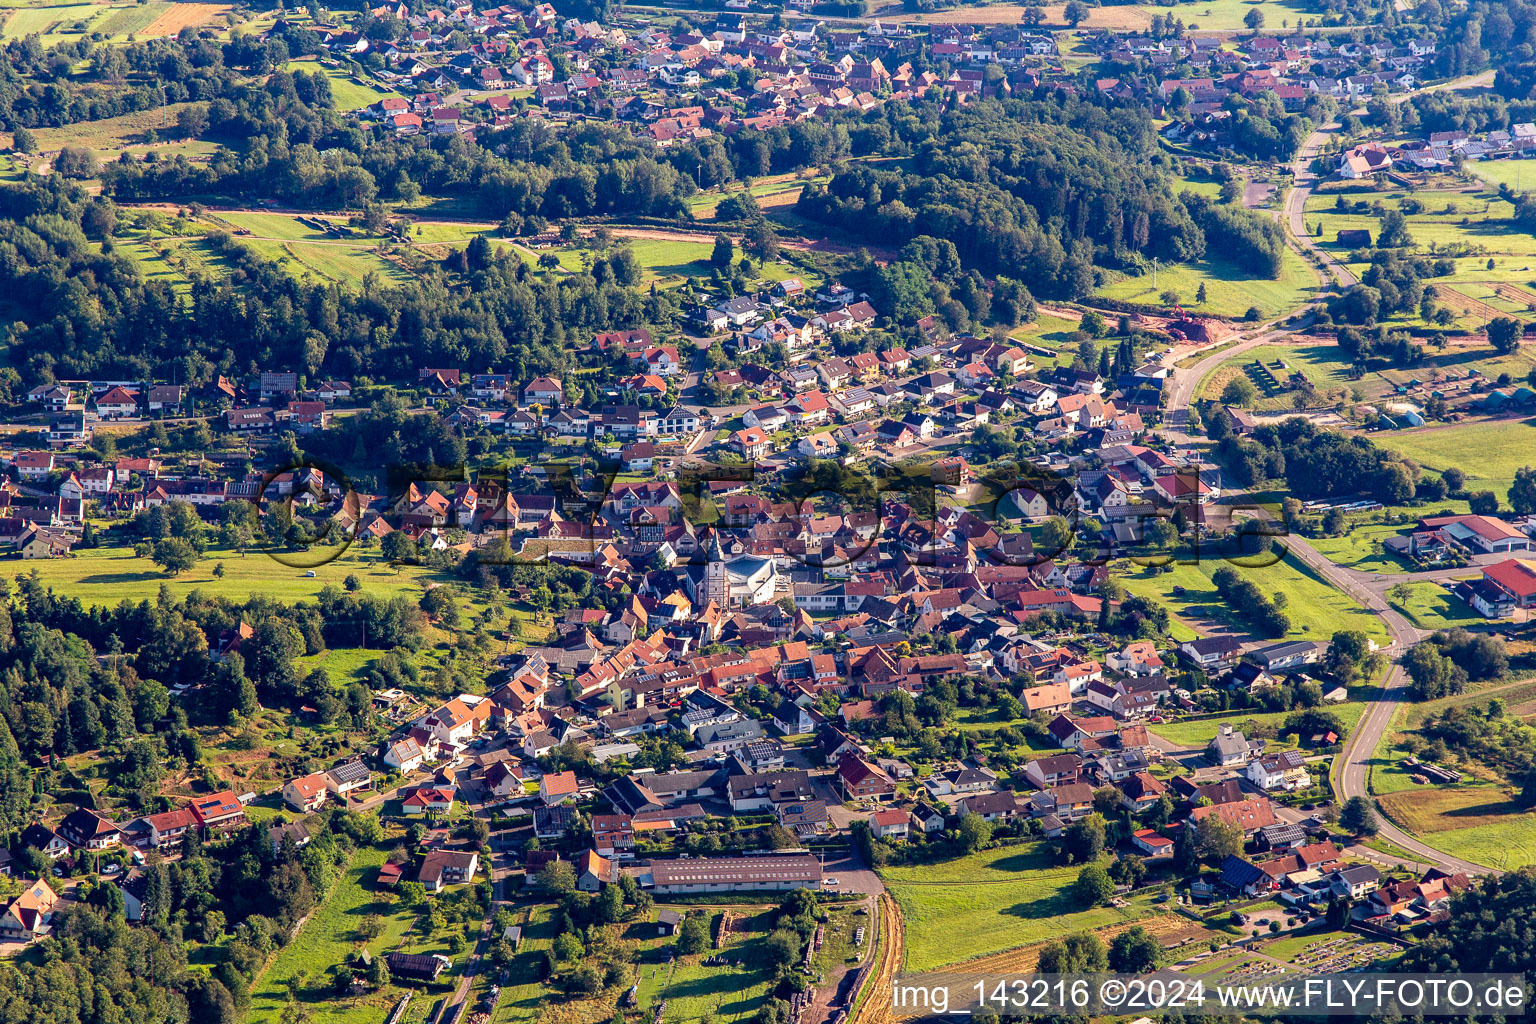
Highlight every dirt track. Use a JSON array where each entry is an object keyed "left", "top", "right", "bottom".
[{"left": 848, "top": 894, "right": 906, "bottom": 1024}]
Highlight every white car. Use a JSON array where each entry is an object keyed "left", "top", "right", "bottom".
[{"left": 823, "top": 877, "right": 839, "bottom": 886}]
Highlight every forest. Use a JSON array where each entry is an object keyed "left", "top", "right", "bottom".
[
  {"left": 795, "top": 97, "right": 1206, "bottom": 296},
  {"left": 0, "top": 175, "right": 673, "bottom": 388}
]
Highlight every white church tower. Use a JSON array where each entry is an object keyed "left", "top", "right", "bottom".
[{"left": 704, "top": 529, "right": 729, "bottom": 609}]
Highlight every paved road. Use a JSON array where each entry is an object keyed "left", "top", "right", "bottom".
[
  {"left": 1155, "top": 264, "right": 1499, "bottom": 875},
  {"left": 1284, "top": 123, "right": 1361, "bottom": 291},
  {"left": 1281, "top": 70, "right": 1497, "bottom": 293}
]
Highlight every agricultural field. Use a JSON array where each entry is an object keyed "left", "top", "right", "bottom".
[
  {"left": 1301, "top": 183, "right": 1536, "bottom": 329},
  {"left": 881, "top": 843, "right": 1169, "bottom": 971},
  {"left": 1094, "top": 247, "right": 1317, "bottom": 320},
  {"left": 1114, "top": 551, "right": 1391, "bottom": 645},
  {"left": 1377, "top": 786, "right": 1536, "bottom": 869},
  {"left": 13, "top": 543, "right": 446, "bottom": 606},
  {"left": 1378, "top": 419, "right": 1536, "bottom": 502},
  {"left": 0, "top": 0, "right": 228, "bottom": 42},
  {"left": 885, "top": 0, "right": 1316, "bottom": 31}
]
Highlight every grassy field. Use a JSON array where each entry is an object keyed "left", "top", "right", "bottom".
[
  {"left": 1095, "top": 247, "right": 1316, "bottom": 320},
  {"left": 1302, "top": 182, "right": 1536, "bottom": 332},
  {"left": 1386, "top": 581, "right": 1482, "bottom": 631},
  {"left": 1114, "top": 550, "right": 1390, "bottom": 645},
  {"left": 1304, "top": 186, "right": 1536, "bottom": 259},
  {"left": 1412, "top": 815, "right": 1536, "bottom": 870},
  {"left": 1377, "top": 786, "right": 1536, "bottom": 869},
  {"left": 11, "top": 102, "right": 208, "bottom": 159},
  {"left": 15, "top": 543, "right": 444, "bottom": 606},
  {"left": 237, "top": 236, "right": 413, "bottom": 287},
  {"left": 881, "top": 844, "right": 1164, "bottom": 971},
  {"left": 248, "top": 844, "right": 466, "bottom": 1024},
  {"left": 1472, "top": 159, "right": 1536, "bottom": 193},
  {"left": 890, "top": 0, "right": 1315, "bottom": 31},
  {"left": 1379, "top": 419, "right": 1536, "bottom": 502},
  {"left": 632, "top": 917, "right": 779, "bottom": 1024},
  {"left": 1010, "top": 311, "right": 1086, "bottom": 364},
  {"left": 485, "top": 904, "right": 782, "bottom": 1024},
  {"left": 1195, "top": 341, "right": 1361, "bottom": 411},
  {"left": 1305, "top": 524, "right": 1412, "bottom": 573},
  {"left": 688, "top": 172, "right": 827, "bottom": 218},
  {"left": 285, "top": 59, "right": 402, "bottom": 113},
  {"left": 519, "top": 236, "right": 812, "bottom": 290},
  {"left": 1147, "top": 703, "right": 1365, "bottom": 750}
]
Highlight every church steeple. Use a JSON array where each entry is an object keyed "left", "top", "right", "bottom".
[{"left": 704, "top": 528, "right": 729, "bottom": 608}]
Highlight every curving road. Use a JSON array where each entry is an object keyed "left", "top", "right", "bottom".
[
  {"left": 1158, "top": 324, "right": 1497, "bottom": 877},
  {"left": 1281, "top": 70, "right": 1496, "bottom": 293}
]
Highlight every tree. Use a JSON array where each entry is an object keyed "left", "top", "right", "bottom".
[
  {"left": 1074, "top": 865, "right": 1115, "bottom": 907},
  {"left": 1489, "top": 316, "right": 1523, "bottom": 355},
  {"left": 1037, "top": 933, "right": 1107, "bottom": 972},
  {"left": 1339, "top": 795, "right": 1378, "bottom": 836},
  {"left": 151, "top": 537, "right": 198, "bottom": 575},
  {"left": 744, "top": 219, "right": 779, "bottom": 261},
  {"left": 762, "top": 928, "right": 802, "bottom": 972},
  {"left": 1196, "top": 282, "right": 1209, "bottom": 304},
  {"left": 1194, "top": 814, "right": 1243, "bottom": 862},
  {"left": 1469, "top": 490, "right": 1499, "bottom": 515},
  {"left": 1443, "top": 467, "right": 1466, "bottom": 492},
  {"left": 177, "top": 104, "right": 209, "bottom": 138},
  {"left": 1022, "top": 3, "right": 1043, "bottom": 26},
  {"left": 957, "top": 811, "right": 991, "bottom": 852},
  {"left": 676, "top": 913, "right": 709, "bottom": 954},
  {"left": 1064, "top": 814, "right": 1106, "bottom": 863},
  {"left": 1063, "top": 0, "right": 1088, "bottom": 25},
  {"left": 1221, "top": 377, "right": 1259, "bottom": 407},
  {"left": 711, "top": 232, "right": 734, "bottom": 268},
  {"left": 1244, "top": 5, "right": 1264, "bottom": 29},
  {"left": 1510, "top": 466, "right": 1536, "bottom": 516},
  {"left": 1108, "top": 926, "right": 1164, "bottom": 973},
  {"left": 537, "top": 860, "right": 576, "bottom": 894},
  {"left": 12, "top": 127, "right": 36, "bottom": 154}
]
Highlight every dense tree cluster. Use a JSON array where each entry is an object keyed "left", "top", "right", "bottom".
[
  {"left": 1182, "top": 193, "right": 1287, "bottom": 279},
  {"left": 0, "top": 559, "right": 425, "bottom": 827},
  {"left": 1210, "top": 566, "right": 1290, "bottom": 638},
  {"left": 0, "top": 31, "right": 303, "bottom": 131},
  {"left": 1404, "top": 628, "right": 1508, "bottom": 700},
  {"left": 1210, "top": 415, "right": 1421, "bottom": 503},
  {"left": 795, "top": 96, "right": 1205, "bottom": 296},
  {"left": 0, "top": 808, "right": 369, "bottom": 1024},
  {"left": 1404, "top": 869, "right": 1536, "bottom": 974},
  {"left": 0, "top": 176, "right": 672, "bottom": 389}
]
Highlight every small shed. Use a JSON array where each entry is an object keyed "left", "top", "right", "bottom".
[{"left": 656, "top": 909, "right": 684, "bottom": 936}]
